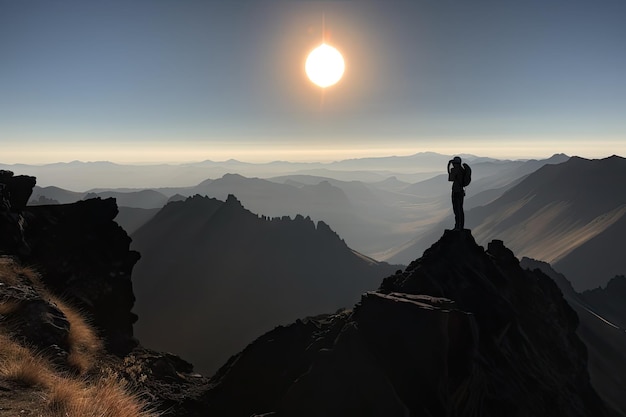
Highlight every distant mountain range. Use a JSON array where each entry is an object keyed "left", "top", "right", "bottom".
[
  {"left": 2, "top": 152, "right": 506, "bottom": 190},
  {"left": 130, "top": 194, "right": 399, "bottom": 375},
  {"left": 389, "top": 155, "right": 626, "bottom": 291}
]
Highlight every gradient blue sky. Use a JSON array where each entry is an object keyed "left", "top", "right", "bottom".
[{"left": 1, "top": 0, "right": 625, "bottom": 163}]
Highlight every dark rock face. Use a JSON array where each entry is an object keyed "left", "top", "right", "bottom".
[
  {"left": 22, "top": 199, "right": 140, "bottom": 354},
  {"left": 202, "top": 230, "right": 609, "bottom": 417},
  {"left": 0, "top": 173, "right": 140, "bottom": 354},
  {"left": 0, "top": 172, "right": 37, "bottom": 256},
  {"left": 0, "top": 171, "right": 37, "bottom": 211}
]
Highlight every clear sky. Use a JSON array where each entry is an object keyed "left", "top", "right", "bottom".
[{"left": 1, "top": 0, "right": 625, "bottom": 164}]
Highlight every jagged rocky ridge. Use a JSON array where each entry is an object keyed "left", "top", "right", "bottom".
[
  {"left": 131, "top": 193, "right": 399, "bottom": 375},
  {"left": 202, "top": 230, "right": 609, "bottom": 417}
]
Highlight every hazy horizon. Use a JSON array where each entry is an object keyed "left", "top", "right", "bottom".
[{"left": 1, "top": 146, "right": 623, "bottom": 167}]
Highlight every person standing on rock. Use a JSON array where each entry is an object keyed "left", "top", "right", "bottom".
[{"left": 447, "top": 156, "right": 470, "bottom": 230}]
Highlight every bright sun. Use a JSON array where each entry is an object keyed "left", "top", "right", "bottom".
[{"left": 305, "top": 43, "right": 345, "bottom": 88}]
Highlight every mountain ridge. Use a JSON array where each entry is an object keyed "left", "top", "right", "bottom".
[{"left": 131, "top": 193, "right": 399, "bottom": 375}]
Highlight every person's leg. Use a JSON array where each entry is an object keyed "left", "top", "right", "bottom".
[
  {"left": 452, "top": 192, "right": 461, "bottom": 229},
  {"left": 458, "top": 192, "right": 465, "bottom": 229}
]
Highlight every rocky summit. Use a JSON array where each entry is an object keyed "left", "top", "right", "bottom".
[{"left": 202, "top": 230, "right": 609, "bottom": 417}]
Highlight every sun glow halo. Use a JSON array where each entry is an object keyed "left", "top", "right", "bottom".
[{"left": 305, "top": 43, "right": 345, "bottom": 88}]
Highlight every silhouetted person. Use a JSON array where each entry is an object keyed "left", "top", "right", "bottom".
[{"left": 448, "top": 156, "right": 465, "bottom": 230}]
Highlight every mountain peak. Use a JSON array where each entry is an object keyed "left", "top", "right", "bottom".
[
  {"left": 224, "top": 193, "right": 242, "bottom": 206},
  {"left": 221, "top": 173, "right": 245, "bottom": 180}
]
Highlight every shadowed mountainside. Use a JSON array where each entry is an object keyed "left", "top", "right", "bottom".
[
  {"left": 521, "top": 258, "right": 626, "bottom": 417},
  {"left": 471, "top": 155, "right": 626, "bottom": 290},
  {"left": 131, "top": 194, "right": 400, "bottom": 375},
  {"left": 200, "top": 230, "right": 610, "bottom": 417},
  {"left": 581, "top": 275, "right": 626, "bottom": 329}
]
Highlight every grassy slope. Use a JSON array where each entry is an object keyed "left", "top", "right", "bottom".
[{"left": 0, "top": 257, "right": 158, "bottom": 417}]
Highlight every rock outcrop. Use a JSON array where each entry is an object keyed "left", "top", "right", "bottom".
[
  {"left": 1, "top": 171, "right": 139, "bottom": 353},
  {"left": 202, "top": 230, "right": 609, "bottom": 417},
  {"left": 22, "top": 198, "right": 140, "bottom": 354}
]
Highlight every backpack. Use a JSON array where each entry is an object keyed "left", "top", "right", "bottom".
[{"left": 462, "top": 163, "right": 471, "bottom": 187}]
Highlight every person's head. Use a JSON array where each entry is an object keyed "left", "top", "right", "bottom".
[{"left": 452, "top": 156, "right": 462, "bottom": 165}]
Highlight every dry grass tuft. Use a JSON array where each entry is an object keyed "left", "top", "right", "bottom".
[
  {"left": 0, "top": 258, "right": 103, "bottom": 375},
  {"left": 0, "top": 355, "right": 52, "bottom": 387},
  {"left": 52, "top": 298, "right": 103, "bottom": 375},
  {"left": 0, "top": 334, "right": 54, "bottom": 387},
  {"left": 45, "top": 377, "right": 85, "bottom": 414},
  {"left": 45, "top": 376, "right": 158, "bottom": 417},
  {"left": 0, "top": 259, "right": 159, "bottom": 416},
  {"left": 0, "top": 333, "right": 159, "bottom": 417}
]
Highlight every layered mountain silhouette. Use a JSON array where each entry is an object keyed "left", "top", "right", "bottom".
[
  {"left": 130, "top": 194, "right": 399, "bottom": 375},
  {"left": 83, "top": 189, "right": 168, "bottom": 209},
  {"left": 3, "top": 152, "right": 485, "bottom": 189},
  {"left": 201, "top": 231, "right": 610, "bottom": 416},
  {"left": 30, "top": 186, "right": 169, "bottom": 209},
  {"left": 390, "top": 156, "right": 626, "bottom": 291}
]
